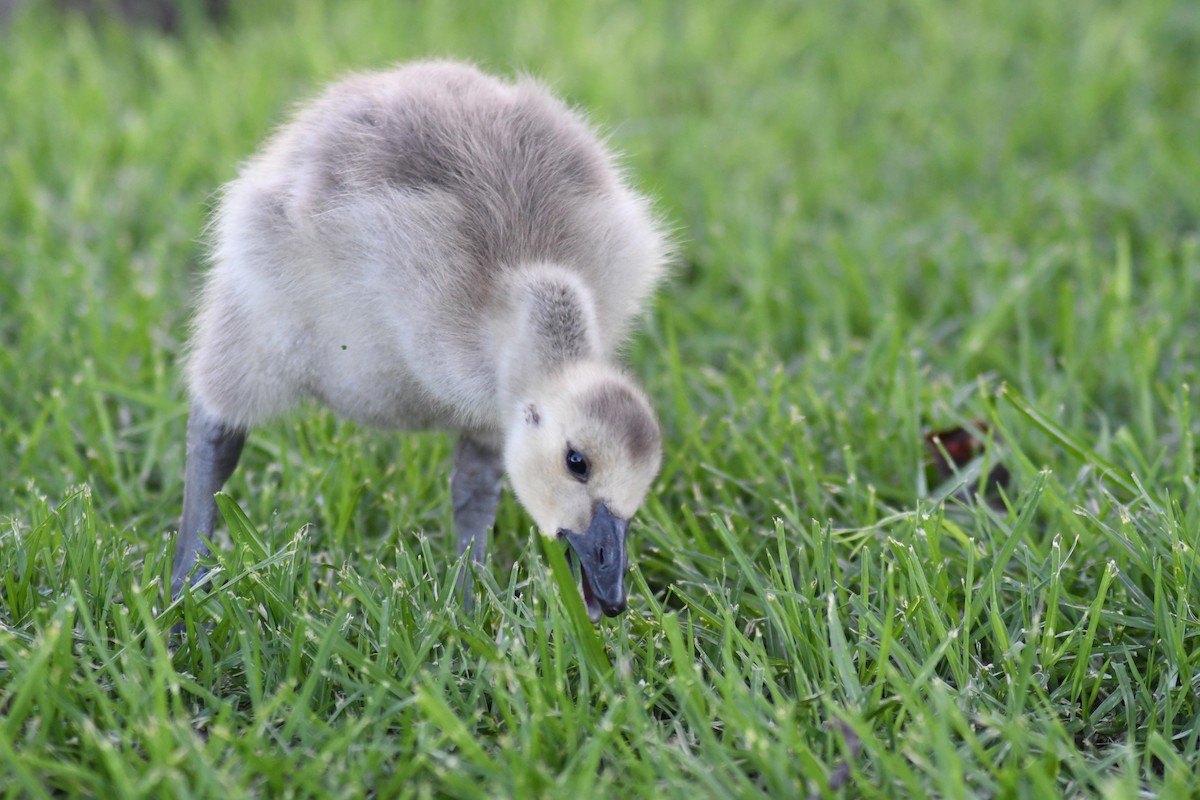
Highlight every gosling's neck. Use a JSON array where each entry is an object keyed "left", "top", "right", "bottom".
[{"left": 498, "top": 265, "right": 602, "bottom": 410}]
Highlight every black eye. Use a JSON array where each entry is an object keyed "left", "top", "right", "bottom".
[{"left": 565, "top": 448, "right": 589, "bottom": 481}]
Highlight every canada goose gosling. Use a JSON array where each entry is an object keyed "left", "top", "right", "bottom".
[{"left": 171, "top": 61, "right": 669, "bottom": 623}]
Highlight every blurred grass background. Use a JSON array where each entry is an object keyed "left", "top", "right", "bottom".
[{"left": 2, "top": 0, "right": 1199, "bottom": 797}]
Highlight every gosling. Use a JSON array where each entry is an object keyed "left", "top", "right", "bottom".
[{"left": 172, "top": 60, "right": 670, "bottom": 622}]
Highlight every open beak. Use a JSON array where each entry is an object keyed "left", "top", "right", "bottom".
[{"left": 561, "top": 502, "right": 629, "bottom": 623}]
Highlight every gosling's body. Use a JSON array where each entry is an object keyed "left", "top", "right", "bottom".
[{"left": 175, "top": 61, "right": 669, "bottom": 619}]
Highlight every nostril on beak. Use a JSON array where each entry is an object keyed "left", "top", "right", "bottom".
[{"left": 596, "top": 547, "right": 605, "bottom": 565}]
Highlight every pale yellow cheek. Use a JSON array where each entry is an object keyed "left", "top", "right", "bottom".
[
  {"left": 601, "top": 469, "right": 655, "bottom": 519},
  {"left": 503, "top": 445, "right": 570, "bottom": 535},
  {"left": 521, "top": 471, "right": 594, "bottom": 535},
  {"left": 525, "top": 484, "right": 563, "bottom": 535}
]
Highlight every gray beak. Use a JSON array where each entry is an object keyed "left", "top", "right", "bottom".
[{"left": 562, "top": 502, "right": 629, "bottom": 623}]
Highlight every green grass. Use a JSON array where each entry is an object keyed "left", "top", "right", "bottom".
[{"left": 3, "top": 0, "right": 1200, "bottom": 796}]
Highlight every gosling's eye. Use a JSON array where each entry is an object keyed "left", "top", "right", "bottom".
[{"left": 565, "top": 448, "right": 590, "bottom": 481}]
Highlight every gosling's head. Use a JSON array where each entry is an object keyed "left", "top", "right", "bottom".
[{"left": 504, "top": 362, "right": 663, "bottom": 622}]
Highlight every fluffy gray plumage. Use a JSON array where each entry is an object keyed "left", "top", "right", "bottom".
[{"left": 174, "top": 60, "right": 671, "bottom": 622}]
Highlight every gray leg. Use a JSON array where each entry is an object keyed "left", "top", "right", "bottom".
[
  {"left": 171, "top": 400, "right": 247, "bottom": 597},
  {"left": 450, "top": 435, "right": 503, "bottom": 609}
]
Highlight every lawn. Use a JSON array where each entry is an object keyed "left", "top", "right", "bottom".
[{"left": 2, "top": 0, "right": 1199, "bottom": 797}]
